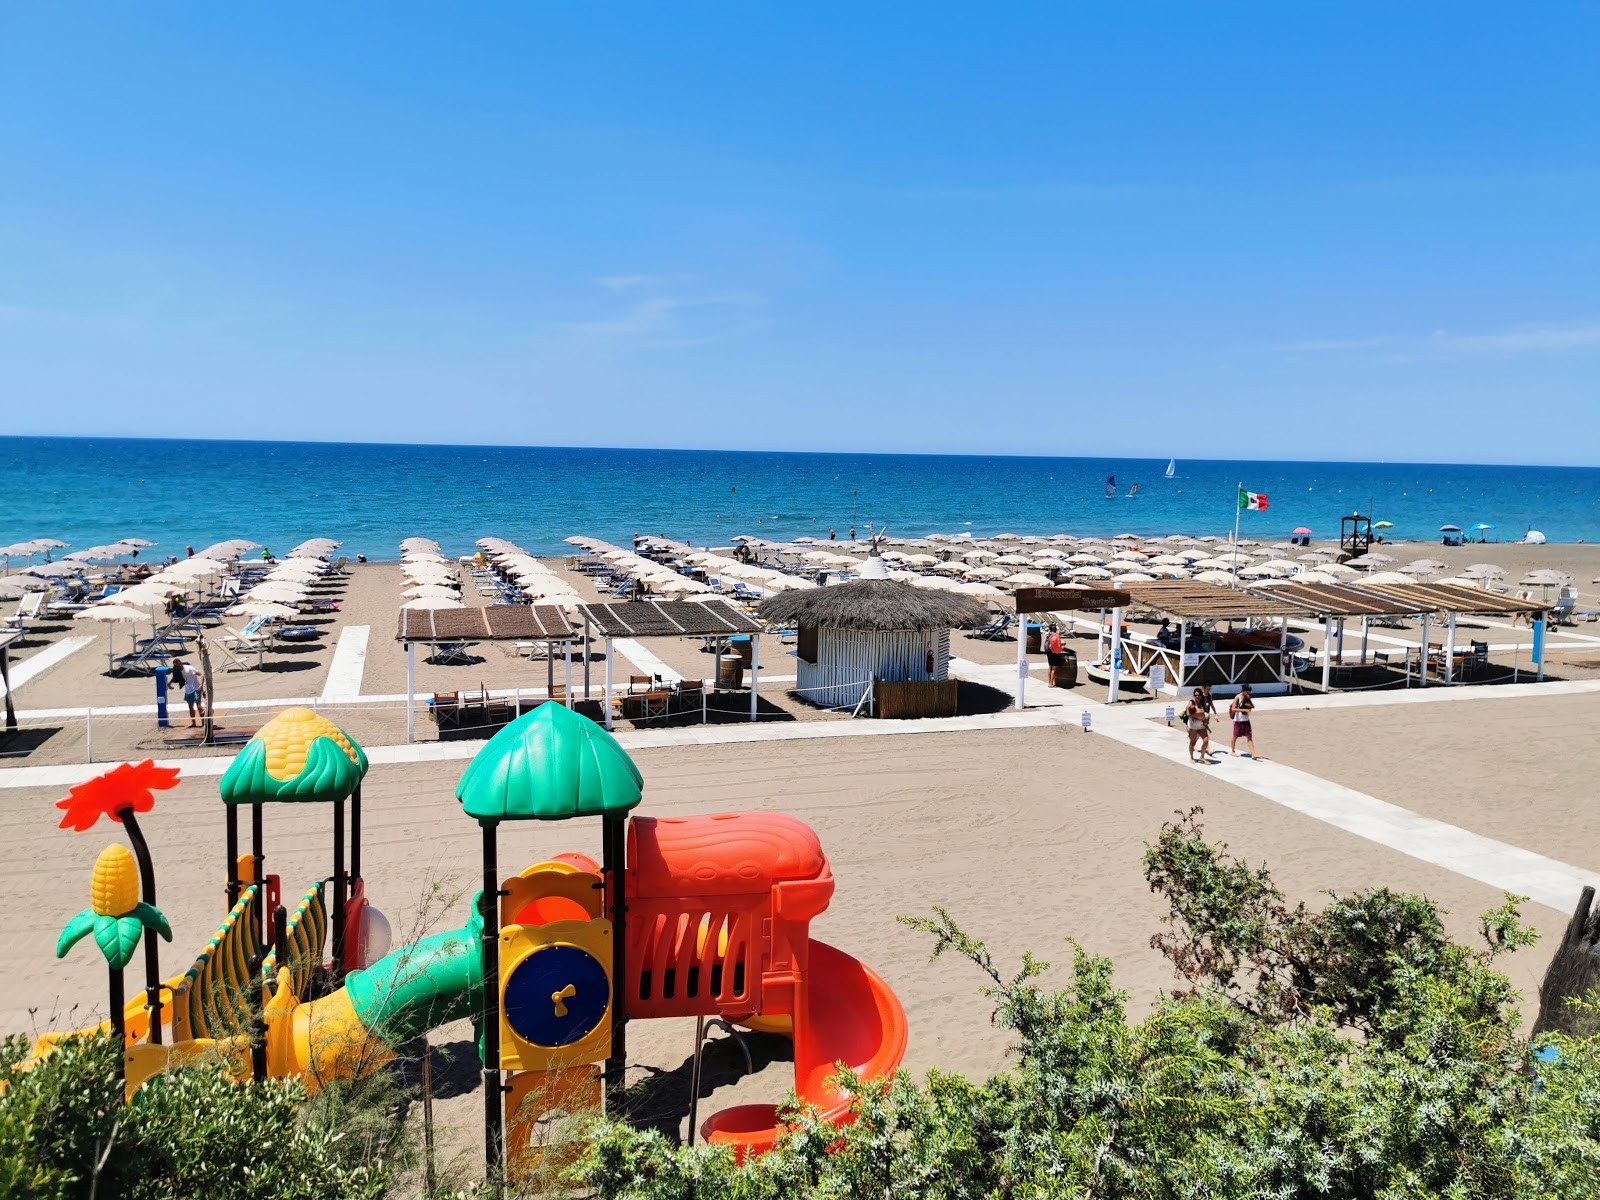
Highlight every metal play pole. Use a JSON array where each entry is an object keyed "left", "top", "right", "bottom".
[{"left": 480, "top": 823, "right": 504, "bottom": 1179}]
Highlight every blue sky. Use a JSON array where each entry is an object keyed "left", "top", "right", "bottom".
[{"left": 2, "top": 4, "right": 1597, "bottom": 463}]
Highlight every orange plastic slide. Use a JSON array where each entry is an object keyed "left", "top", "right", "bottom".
[{"left": 700, "top": 939, "right": 909, "bottom": 1157}]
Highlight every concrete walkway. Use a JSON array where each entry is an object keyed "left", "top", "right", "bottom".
[
  {"left": 0, "top": 635, "right": 94, "bottom": 698},
  {"left": 5, "top": 646, "right": 1597, "bottom": 913},
  {"left": 319, "top": 625, "right": 369, "bottom": 700},
  {"left": 0, "top": 705, "right": 1059, "bottom": 791}
]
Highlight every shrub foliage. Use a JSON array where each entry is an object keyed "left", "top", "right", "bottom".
[
  {"left": 573, "top": 810, "right": 1600, "bottom": 1199},
  {"left": 8, "top": 810, "right": 1600, "bottom": 1198}
]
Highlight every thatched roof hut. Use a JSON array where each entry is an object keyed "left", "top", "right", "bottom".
[
  {"left": 760, "top": 576, "right": 991, "bottom": 716},
  {"left": 759, "top": 579, "right": 989, "bottom": 632}
]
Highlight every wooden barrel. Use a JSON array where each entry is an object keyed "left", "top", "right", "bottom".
[
  {"left": 1050, "top": 649, "right": 1078, "bottom": 688},
  {"left": 1025, "top": 624, "right": 1042, "bottom": 653},
  {"left": 717, "top": 655, "right": 745, "bottom": 689}
]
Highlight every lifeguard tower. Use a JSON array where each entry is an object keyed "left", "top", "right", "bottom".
[{"left": 1340, "top": 514, "right": 1373, "bottom": 561}]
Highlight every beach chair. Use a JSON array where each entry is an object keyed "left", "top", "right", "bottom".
[
  {"left": 429, "top": 641, "right": 474, "bottom": 665},
  {"left": 628, "top": 675, "right": 653, "bottom": 694},
  {"left": 3, "top": 591, "right": 46, "bottom": 630},
  {"left": 1551, "top": 587, "right": 1577, "bottom": 626},
  {"left": 210, "top": 635, "right": 255, "bottom": 672},
  {"left": 968, "top": 611, "right": 1015, "bottom": 641},
  {"left": 218, "top": 616, "right": 273, "bottom": 666}
]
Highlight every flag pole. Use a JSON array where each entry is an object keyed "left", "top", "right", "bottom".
[{"left": 1232, "top": 482, "right": 1242, "bottom": 589}]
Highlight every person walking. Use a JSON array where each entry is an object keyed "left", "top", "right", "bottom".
[
  {"left": 1183, "top": 688, "right": 1211, "bottom": 763},
  {"left": 174, "top": 658, "right": 205, "bottom": 728},
  {"left": 1230, "top": 683, "right": 1258, "bottom": 758}
]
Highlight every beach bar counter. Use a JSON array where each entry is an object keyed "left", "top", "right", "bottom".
[{"left": 1112, "top": 581, "right": 1311, "bottom": 696}]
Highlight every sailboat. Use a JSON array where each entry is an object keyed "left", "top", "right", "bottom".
[{"left": 1164, "top": 458, "right": 1176, "bottom": 479}]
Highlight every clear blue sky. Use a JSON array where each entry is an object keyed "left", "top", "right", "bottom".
[{"left": 2, "top": 4, "right": 1597, "bottom": 463}]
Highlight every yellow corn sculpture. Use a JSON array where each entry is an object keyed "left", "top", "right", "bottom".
[{"left": 59, "top": 844, "right": 172, "bottom": 973}]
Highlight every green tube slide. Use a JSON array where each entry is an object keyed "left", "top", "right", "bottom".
[{"left": 341, "top": 903, "right": 485, "bottom": 1047}]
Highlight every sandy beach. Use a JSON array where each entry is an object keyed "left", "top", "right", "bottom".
[{"left": 2, "top": 535, "right": 1598, "bottom": 1161}]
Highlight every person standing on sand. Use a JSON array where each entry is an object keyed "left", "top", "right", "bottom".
[
  {"left": 1184, "top": 688, "right": 1211, "bottom": 763},
  {"left": 174, "top": 658, "right": 205, "bottom": 728},
  {"left": 1230, "top": 682, "right": 1258, "bottom": 758}
]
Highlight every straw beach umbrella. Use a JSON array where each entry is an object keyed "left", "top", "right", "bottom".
[
  {"left": 227, "top": 601, "right": 300, "bottom": 620},
  {"left": 75, "top": 605, "right": 152, "bottom": 673}
]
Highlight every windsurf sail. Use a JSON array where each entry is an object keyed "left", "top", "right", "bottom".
[
  {"left": 1105, "top": 474, "right": 1116, "bottom": 498},
  {"left": 1165, "top": 459, "right": 1176, "bottom": 478}
]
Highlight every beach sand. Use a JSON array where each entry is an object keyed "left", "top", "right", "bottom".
[
  {"left": 1, "top": 536, "right": 1597, "bottom": 1164},
  {"left": 0, "top": 704, "right": 1582, "bottom": 1152}
]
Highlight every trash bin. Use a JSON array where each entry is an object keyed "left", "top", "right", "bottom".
[
  {"left": 717, "top": 655, "right": 745, "bottom": 689},
  {"left": 1025, "top": 623, "right": 1042, "bottom": 653},
  {"left": 1050, "top": 649, "right": 1078, "bottom": 688}
]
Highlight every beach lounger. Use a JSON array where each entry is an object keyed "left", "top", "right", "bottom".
[
  {"left": 968, "top": 612, "right": 1016, "bottom": 641},
  {"left": 1551, "top": 587, "right": 1577, "bottom": 626},
  {"left": 429, "top": 641, "right": 474, "bottom": 665},
  {"left": 219, "top": 616, "right": 274, "bottom": 659},
  {"left": 210, "top": 636, "right": 256, "bottom": 672},
  {"left": 3, "top": 591, "right": 46, "bottom": 630}
]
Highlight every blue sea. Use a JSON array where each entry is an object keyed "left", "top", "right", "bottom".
[{"left": 2, "top": 438, "right": 1597, "bottom": 560}]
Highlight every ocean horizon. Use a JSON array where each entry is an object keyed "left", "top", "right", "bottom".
[{"left": 3, "top": 436, "right": 1597, "bottom": 560}]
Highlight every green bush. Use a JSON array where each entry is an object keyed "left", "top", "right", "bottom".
[
  {"left": 0, "top": 1031, "right": 410, "bottom": 1200},
  {"left": 570, "top": 810, "right": 1600, "bottom": 1199}
]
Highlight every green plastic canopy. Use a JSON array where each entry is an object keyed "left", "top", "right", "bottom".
[
  {"left": 219, "top": 706, "right": 369, "bottom": 805},
  {"left": 456, "top": 701, "right": 643, "bottom": 824}
]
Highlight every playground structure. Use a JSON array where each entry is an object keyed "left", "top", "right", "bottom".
[{"left": 29, "top": 702, "right": 908, "bottom": 1183}]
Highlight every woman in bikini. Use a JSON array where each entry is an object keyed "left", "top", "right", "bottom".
[{"left": 1184, "top": 688, "right": 1211, "bottom": 763}]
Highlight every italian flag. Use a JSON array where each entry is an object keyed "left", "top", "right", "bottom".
[{"left": 1239, "top": 487, "right": 1268, "bottom": 511}]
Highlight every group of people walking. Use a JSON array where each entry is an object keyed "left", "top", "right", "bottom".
[{"left": 1182, "top": 682, "right": 1259, "bottom": 763}]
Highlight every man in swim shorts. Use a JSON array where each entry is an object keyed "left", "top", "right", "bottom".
[{"left": 1230, "top": 682, "right": 1257, "bottom": 758}]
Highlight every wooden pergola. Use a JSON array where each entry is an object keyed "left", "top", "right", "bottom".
[
  {"left": 1116, "top": 581, "right": 1312, "bottom": 695},
  {"left": 1246, "top": 580, "right": 1555, "bottom": 688},
  {"left": 575, "top": 599, "right": 766, "bottom": 728},
  {"left": 395, "top": 605, "right": 577, "bottom": 742}
]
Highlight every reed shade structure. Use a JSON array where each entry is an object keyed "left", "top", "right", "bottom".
[
  {"left": 1243, "top": 581, "right": 1420, "bottom": 691},
  {"left": 1104, "top": 580, "right": 1313, "bottom": 698},
  {"left": 577, "top": 600, "right": 766, "bottom": 729},
  {"left": 395, "top": 605, "right": 578, "bottom": 743},
  {"left": 759, "top": 577, "right": 990, "bottom": 716},
  {"left": 1349, "top": 580, "right": 1556, "bottom": 685},
  {"left": 1117, "top": 580, "right": 1311, "bottom": 621}
]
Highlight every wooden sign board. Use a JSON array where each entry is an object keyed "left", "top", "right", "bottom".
[{"left": 1014, "top": 587, "right": 1133, "bottom": 614}]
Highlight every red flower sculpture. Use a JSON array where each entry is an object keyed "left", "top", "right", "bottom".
[{"left": 55, "top": 760, "right": 182, "bottom": 832}]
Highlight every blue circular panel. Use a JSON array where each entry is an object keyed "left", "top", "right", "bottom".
[{"left": 503, "top": 944, "right": 609, "bottom": 1048}]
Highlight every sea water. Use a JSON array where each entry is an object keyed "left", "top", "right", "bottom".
[{"left": 2, "top": 437, "right": 1596, "bottom": 560}]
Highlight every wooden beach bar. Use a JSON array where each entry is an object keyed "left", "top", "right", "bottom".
[
  {"left": 1112, "top": 581, "right": 1311, "bottom": 696},
  {"left": 759, "top": 562, "right": 989, "bottom": 717}
]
